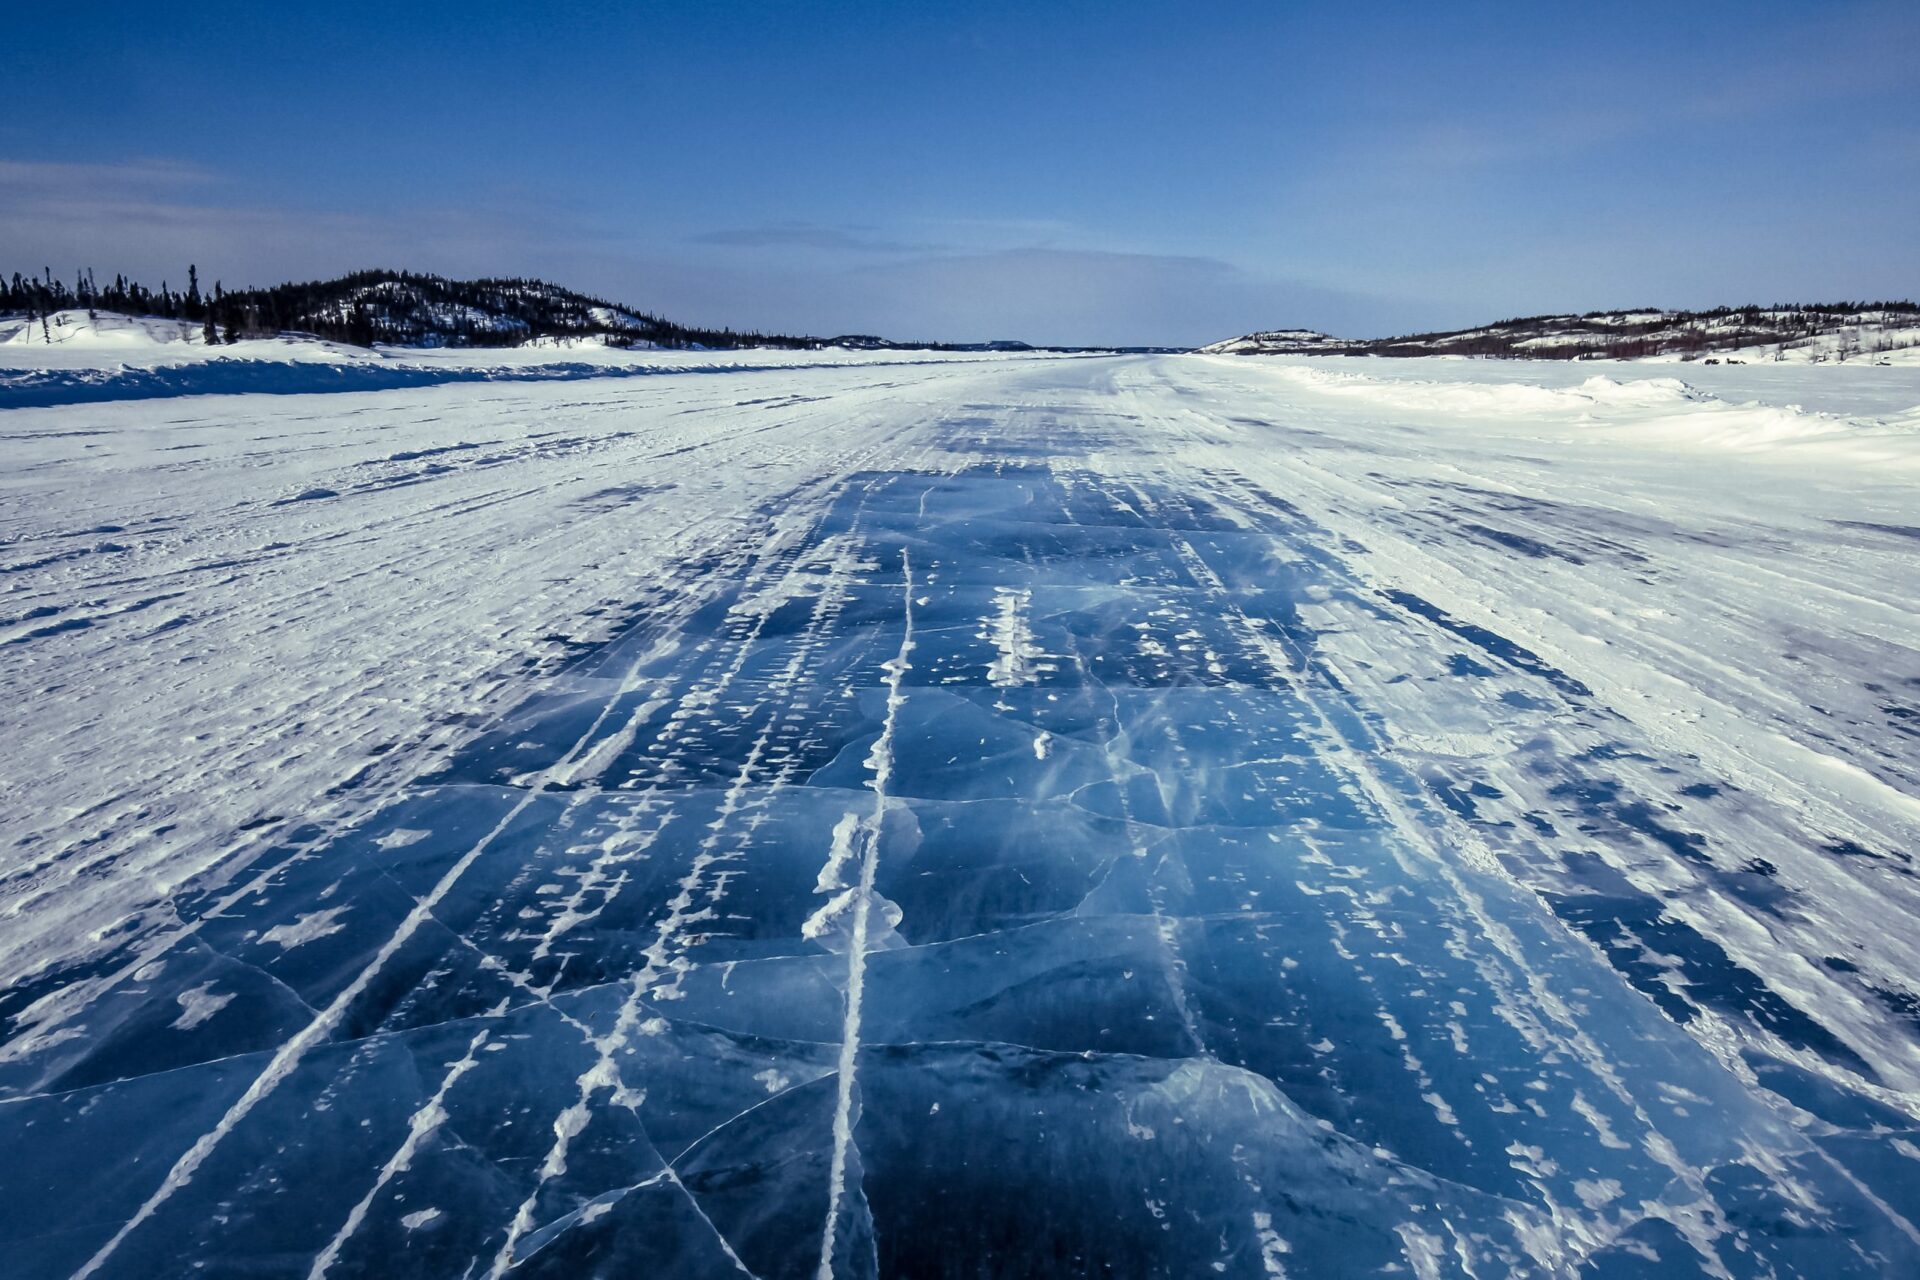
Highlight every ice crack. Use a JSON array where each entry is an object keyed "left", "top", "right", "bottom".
[{"left": 816, "top": 547, "right": 916, "bottom": 1280}]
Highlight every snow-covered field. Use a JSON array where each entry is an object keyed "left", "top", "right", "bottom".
[{"left": 3, "top": 347, "right": 1919, "bottom": 1277}]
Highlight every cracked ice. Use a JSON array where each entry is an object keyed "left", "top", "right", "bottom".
[{"left": 4, "top": 351, "right": 1920, "bottom": 1277}]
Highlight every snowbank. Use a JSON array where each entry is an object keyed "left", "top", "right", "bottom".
[
  {"left": 1209, "top": 356, "right": 1920, "bottom": 466},
  {"left": 0, "top": 310, "right": 1072, "bottom": 408}
]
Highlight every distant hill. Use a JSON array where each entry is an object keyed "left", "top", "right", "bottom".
[
  {"left": 1201, "top": 303, "right": 1920, "bottom": 363},
  {"left": 2, "top": 266, "right": 826, "bottom": 350},
  {"left": 825, "top": 334, "right": 1036, "bottom": 353},
  {"left": 2, "top": 267, "right": 1166, "bottom": 353}
]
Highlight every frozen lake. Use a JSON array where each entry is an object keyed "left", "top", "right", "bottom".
[{"left": 4, "top": 353, "right": 1919, "bottom": 1276}]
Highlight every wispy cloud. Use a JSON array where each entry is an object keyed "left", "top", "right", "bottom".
[
  {"left": 689, "top": 222, "right": 942, "bottom": 253},
  {"left": 0, "top": 157, "right": 219, "bottom": 194}
]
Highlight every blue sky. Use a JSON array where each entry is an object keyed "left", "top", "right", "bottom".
[{"left": 5, "top": 1, "right": 1917, "bottom": 344}]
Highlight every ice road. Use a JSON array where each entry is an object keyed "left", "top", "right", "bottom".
[{"left": 4, "top": 351, "right": 1920, "bottom": 1277}]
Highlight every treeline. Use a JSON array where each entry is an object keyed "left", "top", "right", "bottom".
[
  {"left": 2, "top": 266, "right": 818, "bottom": 350},
  {"left": 6, "top": 264, "right": 238, "bottom": 339}
]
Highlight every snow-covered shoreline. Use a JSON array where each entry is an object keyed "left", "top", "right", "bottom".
[{"left": 0, "top": 309, "right": 1077, "bottom": 409}]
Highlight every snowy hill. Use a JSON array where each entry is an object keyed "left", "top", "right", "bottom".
[
  {"left": 0, "top": 309, "right": 201, "bottom": 349},
  {"left": 1202, "top": 303, "right": 1920, "bottom": 363},
  {"left": 246, "top": 272, "right": 760, "bottom": 348},
  {"left": 0, "top": 309, "right": 376, "bottom": 363},
  {"left": 0, "top": 269, "right": 817, "bottom": 352},
  {"left": 3, "top": 269, "right": 1086, "bottom": 354},
  {"left": 1198, "top": 328, "right": 1344, "bottom": 356}
]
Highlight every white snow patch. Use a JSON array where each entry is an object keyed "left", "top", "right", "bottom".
[
  {"left": 170, "top": 983, "right": 234, "bottom": 1030},
  {"left": 259, "top": 908, "right": 350, "bottom": 950},
  {"left": 983, "top": 586, "right": 1044, "bottom": 686}
]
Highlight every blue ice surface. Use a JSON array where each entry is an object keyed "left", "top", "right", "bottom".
[{"left": 2, "top": 447, "right": 1916, "bottom": 1278}]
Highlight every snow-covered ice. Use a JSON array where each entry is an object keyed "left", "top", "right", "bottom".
[{"left": 3, "top": 349, "right": 1919, "bottom": 1277}]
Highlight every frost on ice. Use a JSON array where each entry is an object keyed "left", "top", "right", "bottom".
[{"left": 2, "top": 349, "right": 1920, "bottom": 1277}]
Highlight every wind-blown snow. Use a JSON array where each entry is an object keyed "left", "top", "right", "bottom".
[{"left": 2, "top": 349, "right": 1918, "bottom": 1278}]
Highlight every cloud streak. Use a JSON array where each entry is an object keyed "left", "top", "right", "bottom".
[
  {"left": 688, "top": 223, "right": 943, "bottom": 253},
  {"left": 816, "top": 247, "right": 1400, "bottom": 347}
]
